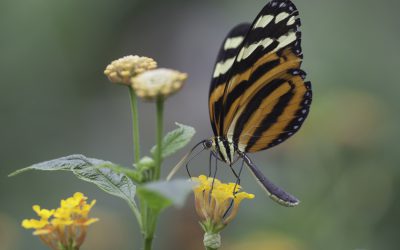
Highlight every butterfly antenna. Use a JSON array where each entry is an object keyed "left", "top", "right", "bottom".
[{"left": 166, "top": 140, "right": 209, "bottom": 181}]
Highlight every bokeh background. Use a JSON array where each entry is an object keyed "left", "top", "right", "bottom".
[{"left": 1, "top": 0, "right": 399, "bottom": 249}]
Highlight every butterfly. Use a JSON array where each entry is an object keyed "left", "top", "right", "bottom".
[{"left": 168, "top": 0, "right": 312, "bottom": 207}]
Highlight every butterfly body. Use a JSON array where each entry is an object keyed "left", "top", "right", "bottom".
[{"left": 209, "top": 136, "right": 239, "bottom": 164}]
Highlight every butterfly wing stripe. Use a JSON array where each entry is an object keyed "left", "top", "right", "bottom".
[
  {"left": 245, "top": 86, "right": 296, "bottom": 152},
  {"left": 224, "top": 59, "right": 281, "bottom": 111},
  {"left": 232, "top": 82, "right": 295, "bottom": 145},
  {"left": 245, "top": 79, "right": 311, "bottom": 152},
  {"left": 209, "top": 83, "right": 226, "bottom": 131},
  {"left": 224, "top": 49, "right": 302, "bottom": 134},
  {"left": 209, "top": 23, "right": 251, "bottom": 136},
  {"left": 238, "top": 101, "right": 312, "bottom": 140},
  {"left": 229, "top": 78, "right": 289, "bottom": 142},
  {"left": 262, "top": 90, "right": 311, "bottom": 149}
]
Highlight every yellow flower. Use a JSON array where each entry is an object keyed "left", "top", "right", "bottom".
[
  {"left": 131, "top": 68, "right": 187, "bottom": 100},
  {"left": 32, "top": 205, "right": 55, "bottom": 220},
  {"left": 104, "top": 55, "right": 157, "bottom": 85},
  {"left": 22, "top": 218, "right": 48, "bottom": 229},
  {"left": 192, "top": 175, "right": 254, "bottom": 233},
  {"left": 22, "top": 192, "right": 98, "bottom": 250}
]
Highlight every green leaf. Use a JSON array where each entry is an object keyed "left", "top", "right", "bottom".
[
  {"left": 9, "top": 154, "right": 138, "bottom": 212},
  {"left": 94, "top": 163, "right": 143, "bottom": 184},
  {"left": 151, "top": 123, "right": 195, "bottom": 158},
  {"left": 137, "top": 179, "right": 195, "bottom": 213},
  {"left": 73, "top": 166, "right": 137, "bottom": 209},
  {"left": 8, "top": 154, "right": 107, "bottom": 176}
]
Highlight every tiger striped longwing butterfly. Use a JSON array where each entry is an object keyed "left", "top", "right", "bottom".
[{"left": 168, "top": 0, "right": 312, "bottom": 207}]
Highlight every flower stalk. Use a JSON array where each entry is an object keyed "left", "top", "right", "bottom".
[
  {"left": 142, "top": 96, "right": 164, "bottom": 250},
  {"left": 129, "top": 87, "right": 141, "bottom": 164},
  {"left": 154, "top": 96, "right": 164, "bottom": 180}
]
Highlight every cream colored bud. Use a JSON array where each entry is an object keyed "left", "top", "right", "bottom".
[
  {"left": 131, "top": 68, "right": 187, "bottom": 101},
  {"left": 104, "top": 55, "right": 157, "bottom": 85}
]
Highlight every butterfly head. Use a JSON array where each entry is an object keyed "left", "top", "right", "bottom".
[{"left": 202, "top": 138, "right": 214, "bottom": 150}]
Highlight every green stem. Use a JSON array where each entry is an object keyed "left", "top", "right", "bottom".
[
  {"left": 141, "top": 97, "right": 164, "bottom": 249},
  {"left": 129, "top": 203, "right": 142, "bottom": 230},
  {"left": 144, "top": 236, "right": 153, "bottom": 250},
  {"left": 129, "top": 87, "right": 141, "bottom": 165},
  {"left": 205, "top": 247, "right": 217, "bottom": 250},
  {"left": 154, "top": 96, "right": 164, "bottom": 180}
]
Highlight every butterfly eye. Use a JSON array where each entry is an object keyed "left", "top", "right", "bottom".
[{"left": 204, "top": 140, "right": 213, "bottom": 149}]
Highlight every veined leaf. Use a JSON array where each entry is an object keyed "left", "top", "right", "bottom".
[
  {"left": 9, "top": 154, "right": 138, "bottom": 210},
  {"left": 73, "top": 166, "right": 137, "bottom": 209},
  {"left": 151, "top": 123, "right": 195, "bottom": 158},
  {"left": 8, "top": 154, "right": 107, "bottom": 176}
]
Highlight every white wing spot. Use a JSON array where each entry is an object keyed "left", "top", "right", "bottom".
[
  {"left": 254, "top": 15, "right": 274, "bottom": 29},
  {"left": 293, "top": 125, "right": 299, "bottom": 129},
  {"left": 213, "top": 57, "right": 236, "bottom": 78},
  {"left": 274, "top": 31, "right": 297, "bottom": 52},
  {"left": 237, "top": 37, "right": 273, "bottom": 61},
  {"left": 298, "top": 117, "right": 304, "bottom": 122},
  {"left": 275, "top": 12, "right": 289, "bottom": 23},
  {"left": 224, "top": 36, "right": 244, "bottom": 50},
  {"left": 287, "top": 16, "right": 296, "bottom": 26},
  {"left": 302, "top": 109, "right": 307, "bottom": 114}
]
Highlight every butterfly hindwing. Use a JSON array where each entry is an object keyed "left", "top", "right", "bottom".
[{"left": 210, "top": 0, "right": 311, "bottom": 152}]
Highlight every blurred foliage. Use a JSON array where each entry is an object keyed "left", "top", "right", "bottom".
[{"left": 1, "top": 0, "right": 400, "bottom": 249}]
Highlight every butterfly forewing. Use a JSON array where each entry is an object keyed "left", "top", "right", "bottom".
[
  {"left": 209, "top": 0, "right": 312, "bottom": 153},
  {"left": 209, "top": 23, "right": 251, "bottom": 137}
]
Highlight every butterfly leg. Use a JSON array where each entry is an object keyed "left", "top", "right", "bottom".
[
  {"left": 223, "top": 159, "right": 246, "bottom": 218},
  {"left": 208, "top": 150, "right": 213, "bottom": 177},
  {"left": 229, "top": 159, "right": 245, "bottom": 193},
  {"left": 210, "top": 151, "right": 219, "bottom": 192}
]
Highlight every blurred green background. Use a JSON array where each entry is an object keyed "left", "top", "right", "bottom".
[{"left": 1, "top": 0, "right": 399, "bottom": 249}]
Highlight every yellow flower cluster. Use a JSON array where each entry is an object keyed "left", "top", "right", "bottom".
[
  {"left": 104, "top": 55, "right": 187, "bottom": 100},
  {"left": 104, "top": 55, "right": 157, "bottom": 85},
  {"left": 22, "top": 192, "right": 98, "bottom": 250},
  {"left": 132, "top": 68, "right": 187, "bottom": 100},
  {"left": 192, "top": 175, "right": 254, "bottom": 232}
]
